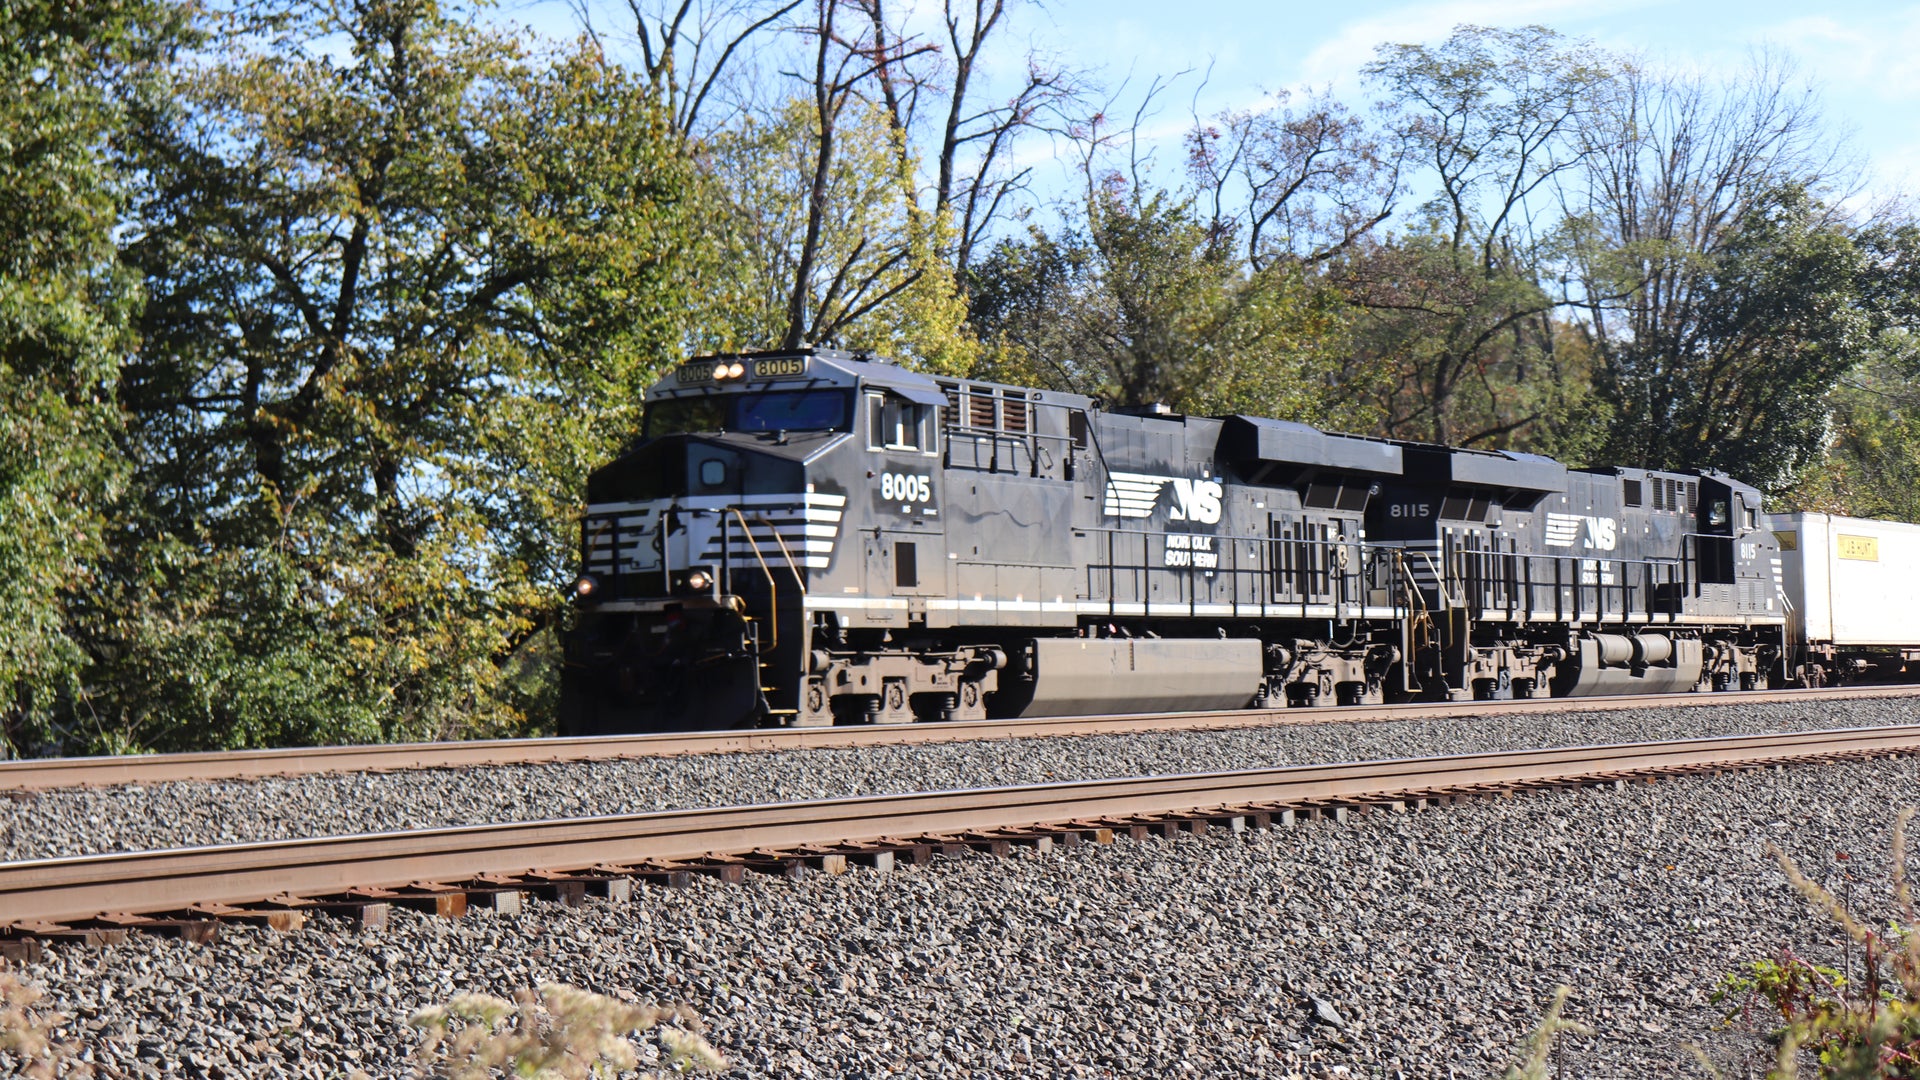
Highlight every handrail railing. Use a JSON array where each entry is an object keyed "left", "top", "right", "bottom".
[
  {"left": 749, "top": 514, "right": 808, "bottom": 593},
  {"left": 1074, "top": 525, "right": 1381, "bottom": 619},
  {"left": 727, "top": 508, "right": 784, "bottom": 652},
  {"left": 1065, "top": 524, "right": 1774, "bottom": 627},
  {"left": 939, "top": 424, "right": 1071, "bottom": 476}
]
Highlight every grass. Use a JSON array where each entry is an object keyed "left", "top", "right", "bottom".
[
  {"left": 1709, "top": 808, "right": 1920, "bottom": 1078},
  {"left": 0, "top": 972, "right": 89, "bottom": 1079},
  {"left": 406, "top": 982, "right": 725, "bottom": 1079}
]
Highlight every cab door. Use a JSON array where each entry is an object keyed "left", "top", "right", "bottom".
[
  {"left": 861, "top": 390, "right": 948, "bottom": 614},
  {"left": 1694, "top": 476, "right": 1737, "bottom": 615}
]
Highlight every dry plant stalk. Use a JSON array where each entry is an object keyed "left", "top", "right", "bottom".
[
  {"left": 1720, "top": 808, "right": 1920, "bottom": 1078},
  {"left": 410, "top": 982, "right": 725, "bottom": 1079},
  {"left": 0, "top": 974, "right": 90, "bottom": 1080},
  {"left": 1500, "top": 984, "right": 1593, "bottom": 1080}
]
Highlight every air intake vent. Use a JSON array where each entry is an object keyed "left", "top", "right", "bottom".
[{"left": 967, "top": 391, "right": 996, "bottom": 429}]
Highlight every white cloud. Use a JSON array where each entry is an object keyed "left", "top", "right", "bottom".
[
  {"left": 1733, "top": 7, "right": 1920, "bottom": 202},
  {"left": 1861, "top": 139, "right": 1920, "bottom": 206},
  {"left": 1294, "top": 0, "right": 1657, "bottom": 90},
  {"left": 1756, "top": 10, "right": 1920, "bottom": 103},
  {"left": 1282, "top": 1, "right": 1920, "bottom": 201}
]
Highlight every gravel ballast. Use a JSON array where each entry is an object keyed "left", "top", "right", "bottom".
[
  {"left": 7, "top": 695, "right": 1920, "bottom": 861},
  {"left": 8, "top": 755, "right": 1914, "bottom": 1077}
]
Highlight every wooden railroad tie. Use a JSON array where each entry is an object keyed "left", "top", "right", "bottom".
[{"left": 14, "top": 736, "right": 1920, "bottom": 949}]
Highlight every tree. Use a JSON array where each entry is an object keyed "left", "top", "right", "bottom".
[
  {"left": 1351, "top": 25, "right": 1614, "bottom": 447},
  {"left": 75, "top": 0, "right": 700, "bottom": 751},
  {"left": 1583, "top": 185, "right": 1869, "bottom": 486},
  {"left": 596, "top": 0, "right": 1071, "bottom": 360},
  {"left": 1566, "top": 56, "right": 1867, "bottom": 486},
  {"left": 968, "top": 188, "right": 1369, "bottom": 428},
  {"left": 1186, "top": 88, "right": 1397, "bottom": 272},
  {"left": 615, "top": 0, "right": 805, "bottom": 141},
  {"left": 695, "top": 94, "right": 975, "bottom": 370},
  {"left": 861, "top": 0, "right": 1076, "bottom": 278},
  {"left": 1795, "top": 359, "right": 1920, "bottom": 521},
  {"left": 1775, "top": 220, "right": 1920, "bottom": 513},
  {"left": 751, "top": 0, "right": 1009, "bottom": 366},
  {"left": 0, "top": 0, "right": 185, "bottom": 755}
]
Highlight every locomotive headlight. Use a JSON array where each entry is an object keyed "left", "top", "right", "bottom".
[
  {"left": 685, "top": 569, "right": 711, "bottom": 591},
  {"left": 725, "top": 361, "right": 745, "bottom": 379},
  {"left": 710, "top": 362, "right": 729, "bottom": 380},
  {"left": 573, "top": 574, "right": 599, "bottom": 598}
]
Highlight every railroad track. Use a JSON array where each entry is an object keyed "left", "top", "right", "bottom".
[
  {"left": 6, "top": 722, "right": 1920, "bottom": 955},
  {"left": 5, "top": 684, "right": 1917, "bottom": 791}
]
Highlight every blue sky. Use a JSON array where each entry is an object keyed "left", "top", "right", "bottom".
[
  {"left": 1025, "top": 0, "right": 1919, "bottom": 199},
  {"left": 508, "top": 0, "right": 1920, "bottom": 202}
]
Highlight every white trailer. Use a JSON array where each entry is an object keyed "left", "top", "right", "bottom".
[{"left": 1766, "top": 511, "right": 1920, "bottom": 678}]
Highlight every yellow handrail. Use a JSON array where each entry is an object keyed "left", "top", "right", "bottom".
[
  {"left": 726, "top": 508, "right": 783, "bottom": 653},
  {"left": 724, "top": 507, "right": 812, "bottom": 655},
  {"left": 1396, "top": 549, "right": 1439, "bottom": 656},
  {"left": 750, "top": 514, "right": 808, "bottom": 593}
]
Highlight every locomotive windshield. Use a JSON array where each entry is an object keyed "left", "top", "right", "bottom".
[{"left": 644, "top": 389, "right": 851, "bottom": 437}]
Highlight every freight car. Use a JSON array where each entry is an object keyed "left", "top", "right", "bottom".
[
  {"left": 1768, "top": 512, "right": 1920, "bottom": 685},
  {"left": 559, "top": 348, "right": 1788, "bottom": 735}
]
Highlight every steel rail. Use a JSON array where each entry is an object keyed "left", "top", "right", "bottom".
[
  {"left": 5, "top": 684, "right": 1918, "bottom": 793},
  {"left": 7, "top": 723, "right": 1920, "bottom": 927}
]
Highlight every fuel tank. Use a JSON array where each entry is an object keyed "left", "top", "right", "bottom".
[
  {"left": 1551, "top": 633, "right": 1702, "bottom": 697},
  {"left": 1003, "top": 637, "right": 1266, "bottom": 717}
]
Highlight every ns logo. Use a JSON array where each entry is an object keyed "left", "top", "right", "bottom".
[
  {"left": 1545, "top": 512, "right": 1617, "bottom": 551},
  {"left": 1168, "top": 478, "right": 1224, "bottom": 524},
  {"left": 1104, "top": 472, "right": 1224, "bottom": 525}
]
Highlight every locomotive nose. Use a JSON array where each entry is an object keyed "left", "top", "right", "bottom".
[
  {"left": 586, "top": 433, "right": 805, "bottom": 505},
  {"left": 565, "top": 428, "right": 835, "bottom": 735},
  {"left": 563, "top": 605, "right": 762, "bottom": 734}
]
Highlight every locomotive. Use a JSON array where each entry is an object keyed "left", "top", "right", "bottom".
[{"left": 559, "top": 348, "right": 1791, "bottom": 735}]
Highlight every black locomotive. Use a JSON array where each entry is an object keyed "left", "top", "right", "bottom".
[{"left": 559, "top": 349, "right": 1784, "bottom": 734}]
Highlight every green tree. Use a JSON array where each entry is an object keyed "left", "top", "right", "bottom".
[
  {"left": 1339, "top": 228, "right": 1606, "bottom": 454},
  {"left": 1588, "top": 186, "right": 1872, "bottom": 488},
  {"left": 1795, "top": 361, "right": 1920, "bottom": 521},
  {"left": 1786, "top": 221, "right": 1920, "bottom": 517},
  {"left": 73, "top": 0, "right": 699, "bottom": 751},
  {"left": 0, "top": 0, "right": 185, "bottom": 755},
  {"left": 1353, "top": 24, "right": 1613, "bottom": 447},
  {"left": 1566, "top": 55, "right": 1866, "bottom": 488},
  {"left": 963, "top": 220, "right": 1096, "bottom": 390},
  {"left": 968, "top": 189, "right": 1369, "bottom": 428},
  {"left": 695, "top": 94, "right": 974, "bottom": 372}
]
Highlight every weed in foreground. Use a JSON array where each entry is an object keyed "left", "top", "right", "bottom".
[
  {"left": 409, "top": 982, "right": 726, "bottom": 1079},
  {"left": 1713, "top": 808, "right": 1920, "bottom": 1078},
  {"left": 0, "top": 973, "right": 90, "bottom": 1079},
  {"left": 1497, "top": 984, "right": 1593, "bottom": 1080}
]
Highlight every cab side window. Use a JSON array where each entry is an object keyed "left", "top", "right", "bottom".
[{"left": 867, "top": 392, "right": 933, "bottom": 452}]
